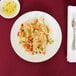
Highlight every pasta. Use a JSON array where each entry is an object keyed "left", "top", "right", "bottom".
[{"left": 17, "top": 18, "right": 54, "bottom": 55}]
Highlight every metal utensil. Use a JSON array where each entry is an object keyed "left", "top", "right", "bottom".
[{"left": 72, "top": 19, "right": 76, "bottom": 50}]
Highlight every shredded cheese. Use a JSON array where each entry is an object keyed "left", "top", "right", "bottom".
[{"left": 1, "top": 0, "right": 17, "bottom": 16}]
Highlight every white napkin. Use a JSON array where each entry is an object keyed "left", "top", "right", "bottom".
[{"left": 67, "top": 6, "right": 76, "bottom": 62}]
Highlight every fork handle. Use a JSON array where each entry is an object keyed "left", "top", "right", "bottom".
[{"left": 73, "top": 28, "right": 76, "bottom": 50}]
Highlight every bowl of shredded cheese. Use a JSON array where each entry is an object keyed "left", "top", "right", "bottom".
[{"left": 0, "top": 0, "right": 20, "bottom": 19}]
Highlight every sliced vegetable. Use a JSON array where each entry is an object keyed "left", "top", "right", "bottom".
[
  {"left": 20, "top": 25, "right": 24, "bottom": 32},
  {"left": 39, "top": 51, "right": 41, "bottom": 54},
  {"left": 33, "top": 27, "right": 38, "bottom": 30},
  {"left": 26, "top": 44, "right": 30, "bottom": 48},
  {"left": 30, "top": 39, "right": 32, "bottom": 42},
  {"left": 41, "top": 48, "right": 43, "bottom": 51},
  {"left": 44, "top": 32, "right": 46, "bottom": 35},
  {"left": 21, "top": 24, "right": 24, "bottom": 27},
  {"left": 21, "top": 32, "right": 25, "bottom": 37},
  {"left": 36, "top": 51, "right": 38, "bottom": 54},
  {"left": 46, "top": 35, "right": 48, "bottom": 38},
  {"left": 25, "top": 34, "right": 26, "bottom": 36},
  {"left": 24, "top": 47, "right": 29, "bottom": 51},
  {"left": 32, "top": 51, "right": 35, "bottom": 55},
  {"left": 17, "top": 32, "right": 20, "bottom": 36},
  {"left": 33, "top": 29, "right": 35, "bottom": 32},
  {"left": 30, "top": 47, "right": 33, "bottom": 51},
  {"left": 43, "top": 52, "right": 46, "bottom": 55},
  {"left": 28, "top": 36, "right": 31, "bottom": 39}
]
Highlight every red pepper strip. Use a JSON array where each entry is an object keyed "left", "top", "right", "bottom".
[
  {"left": 33, "top": 27, "right": 38, "bottom": 30},
  {"left": 17, "top": 32, "right": 20, "bottom": 36},
  {"left": 44, "top": 32, "right": 46, "bottom": 35},
  {"left": 30, "top": 39, "right": 32, "bottom": 43},
  {"left": 21, "top": 24, "right": 23, "bottom": 26},
  {"left": 39, "top": 51, "right": 41, "bottom": 54},
  {"left": 43, "top": 52, "right": 46, "bottom": 55},
  {"left": 30, "top": 39, "right": 32, "bottom": 42},
  {"left": 30, "top": 47, "right": 33, "bottom": 51},
  {"left": 26, "top": 44, "right": 30, "bottom": 48}
]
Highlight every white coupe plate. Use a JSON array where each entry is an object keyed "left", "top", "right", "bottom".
[{"left": 10, "top": 11, "right": 62, "bottom": 63}]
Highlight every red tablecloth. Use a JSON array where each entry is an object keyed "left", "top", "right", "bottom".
[{"left": 0, "top": 0, "right": 76, "bottom": 76}]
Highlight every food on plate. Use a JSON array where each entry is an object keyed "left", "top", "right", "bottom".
[
  {"left": 1, "top": 0, "right": 17, "bottom": 16},
  {"left": 17, "top": 18, "right": 54, "bottom": 55}
]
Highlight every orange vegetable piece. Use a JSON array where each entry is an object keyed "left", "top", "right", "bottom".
[
  {"left": 24, "top": 47, "right": 29, "bottom": 51},
  {"left": 26, "top": 44, "right": 30, "bottom": 48},
  {"left": 33, "top": 27, "right": 38, "bottom": 30},
  {"left": 21, "top": 32, "right": 25, "bottom": 37}
]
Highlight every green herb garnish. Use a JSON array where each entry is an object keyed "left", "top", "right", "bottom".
[
  {"left": 20, "top": 27, "right": 24, "bottom": 32},
  {"left": 23, "top": 44, "right": 26, "bottom": 47},
  {"left": 32, "top": 51, "right": 35, "bottom": 55},
  {"left": 41, "top": 48, "right": 43, "bottom": 51},
  {"left": 46, "top": 35, "right": 48, "bottom": 38},
  {"left": 25, "top": 34, "right": 26, "bottom": 36},
  {"left": 33, "top": 29, "right": 35, "bottom": 32}
]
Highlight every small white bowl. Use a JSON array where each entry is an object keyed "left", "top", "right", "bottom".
[{"left": 0, "top": 0, "right": 20, "bottom": 19}]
